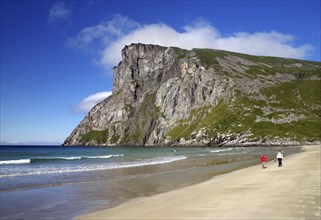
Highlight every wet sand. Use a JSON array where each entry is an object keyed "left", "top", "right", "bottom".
[{"left": 77, "top": 145, "right": 320, "bottom": 219}]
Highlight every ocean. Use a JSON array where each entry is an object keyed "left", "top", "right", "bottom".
[{"left": 0, "top": 145, "right": 301, "bottom": 219}]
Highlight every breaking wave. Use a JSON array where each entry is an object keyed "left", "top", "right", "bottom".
[
  {"left": 0, "top": 154, "right": 124, "bottom": 165},
  {"left": 0, "top": 156, "right": 187, "bottom": 178},
  {"left": 0, "top": 159, "right": 31, "bottom": 165},
  {"left": 210, "top": 148, "right": 233, "bottom": 153}
]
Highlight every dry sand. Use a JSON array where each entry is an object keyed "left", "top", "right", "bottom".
[{"left": 77, "top": 145, "right": 320, "bottom": 219}]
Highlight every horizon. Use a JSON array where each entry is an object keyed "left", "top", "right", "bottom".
[
  {"left": 1, "top": 0, "right": 320, "bottom": 145},
  {"left": 0, "top": 141, "right": 61, "bottom": 146}
]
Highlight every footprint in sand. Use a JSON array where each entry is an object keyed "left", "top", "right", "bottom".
[
  {"left": 314, "top": 206, "right": 321, "bottom": 210},
  {"left": 302, "top": 196, "right": 314, "bottom": 200},
  {"left": 314, "top": 211, "right": 320, "bottom": 217}
]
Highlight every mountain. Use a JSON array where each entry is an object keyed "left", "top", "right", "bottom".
[{"left": 63, "top": 43, "right": 321, "bottom": 146}]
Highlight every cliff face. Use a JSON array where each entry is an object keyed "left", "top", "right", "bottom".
[{"left": 63, "top": 43, "right": 321, "bottom": 146}]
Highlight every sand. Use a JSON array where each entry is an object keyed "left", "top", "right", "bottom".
[{"left": 77, "top": 145, "right": 320, "bottom": 219}]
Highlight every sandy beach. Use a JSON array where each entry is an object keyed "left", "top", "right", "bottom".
[{"left": 77, "top": 145, "right": 320, "bottom": 220}]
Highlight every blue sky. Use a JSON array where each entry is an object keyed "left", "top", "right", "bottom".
[{"left": 1, "top": 0, "right": 320, "bottom": 145}]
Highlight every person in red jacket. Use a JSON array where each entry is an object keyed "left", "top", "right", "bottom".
[{"left": 260, "top": 154, "right": 267, "bottom": 169}]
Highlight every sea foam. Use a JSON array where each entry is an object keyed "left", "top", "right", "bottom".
[
  {"left": 0, "top": 154, "right": 125, "bottom": 165},
  {"left": 0, "top": 159, "right": 31, "bottom": 165},
  {"left": 210, "top": 148, "right": 233, "bottom": 153},
  {"left": 0, "top": 156, "right": 187, "bottom": 178}
]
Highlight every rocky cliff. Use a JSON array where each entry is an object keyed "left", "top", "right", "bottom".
[{"left": 63, "top": 43, "right": 321, "bottom": 146}]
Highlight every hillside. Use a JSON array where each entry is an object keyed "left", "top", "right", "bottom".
[{"left": 63, "top": 44, "right": 321, "bottom": 146}]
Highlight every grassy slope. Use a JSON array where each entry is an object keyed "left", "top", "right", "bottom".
[
  {"left": 167, "top": 84, "right": 321, "bottom": 141},
  {"left": 167, "top": 49, "right": 321, "bottom": 142}
]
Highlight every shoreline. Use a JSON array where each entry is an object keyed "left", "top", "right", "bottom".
[
  {"left": 61, "top": 141, "right": 321, "bottom": 147},
  {"left": 77, "top": 145, "right": 320, "bottom": 219}
]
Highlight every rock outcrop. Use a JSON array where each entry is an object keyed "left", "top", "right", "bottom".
[{"left": 63, "top": 44, "right": 321, "bottom": 146}]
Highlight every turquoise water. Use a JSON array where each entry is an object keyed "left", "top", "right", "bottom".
[
  {"left": 0, "top": 146, "right": 187, "bottom": 191},
  {"left": 0, "top": 145, "right": 301, "bottom": 219}
]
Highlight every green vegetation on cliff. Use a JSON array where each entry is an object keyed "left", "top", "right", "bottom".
[
  {"left": 80, "top": 129, "right": 109, "bottom": 144},
  {"left": 65, "top": 44, "right": 321, "bottom": 146},
  {"left": 167, "top": 75, "right": 321, "bottom": 142}
]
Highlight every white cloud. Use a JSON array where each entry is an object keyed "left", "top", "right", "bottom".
[
  {"left": 214, "top": 31, "right": 313, "bottom": 59},
  {"left": 73, "top": 91, "right": 112, "bottom": 113},
  {"left": 68, "top": 14, "right": 139, "bottom": 53},
  {"left": 70, "top": 15, "right": 314, "bottom": 69},
  {"left": 48, "top": 2, "right": 72, "bottom": 23}
]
